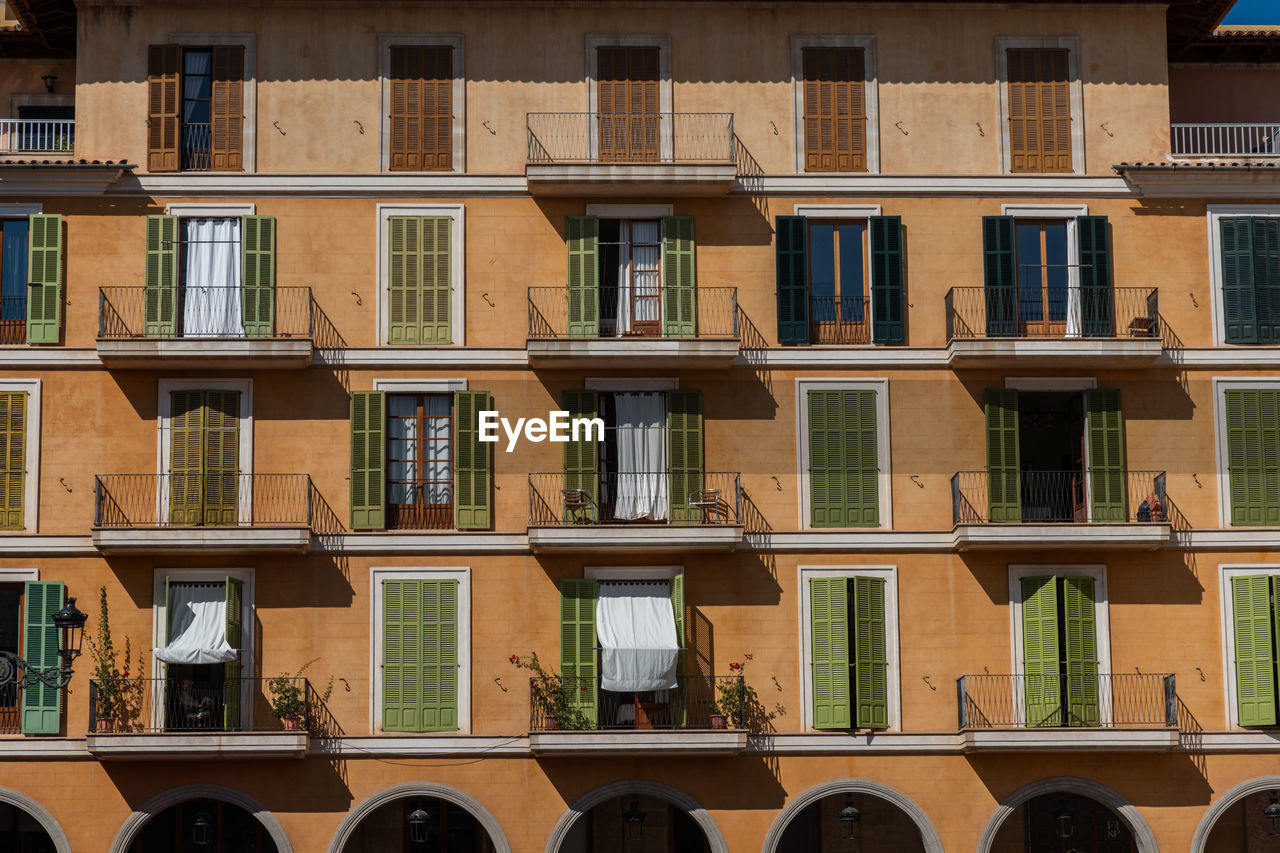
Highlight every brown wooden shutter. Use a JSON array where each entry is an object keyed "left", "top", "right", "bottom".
[
  {"left": 803, "top": 47, "right": 866, "bottom": 173},
  {"left": 211, "top": 45, "right": 245, "bottom": 171},
  {"left": 147, "top": 44, "right": 181, "bottom": 173},
  {"left": 389, "top": 45, "right": 454, "bottom": 172},
  {"left": 596, "top": 46, "right": 660, "bottom": 162},
  {"left": 1007, "top": 48, "right": 1072, "bottom": 173}
]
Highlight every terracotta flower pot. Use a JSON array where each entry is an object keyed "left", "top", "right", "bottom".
[
  {"left": 542, "top": 714, "right": 559, "bottom": 731},
  {"left": 95, "top": 717, "right": 116, "bottom": 733},
  {"left": 281, "top": 716, "right": 303, "bottom": 732},
  {"left": 709, "top": 713, "right": 728, "bottom": 730}
]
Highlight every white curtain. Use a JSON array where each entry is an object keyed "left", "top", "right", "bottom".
[
  {"left": 1065, "top": 284, "right": 1083, "bottom": 338},
  {"left": 631, "top": 220, "right": 661, "bottom": 329},
  {"left": 615, "top": 221, "right": 631, "bottom": 336},
  {"left": 183, "top": 217, "right": 243, "bottom": 338},
  {"left": 596, "top": 581, "right": 679, "bottom": 692},
  {"left": 154, "top": 583, "right": 237, "bottom": 665},
  {"left": 614, "top": 392, "right": 668, "bottom": 521}
]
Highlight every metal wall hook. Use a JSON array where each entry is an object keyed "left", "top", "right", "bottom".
[
  {"left": 1193, "top": 473, "right": 1203, "bottom": 489},
  {"left": 768, "top": 120, "right": 779, "bottom": 136},
  {"left": 353, "top": 120, "right": 365, "bottom": 135},
  {"left": 922, "top": 675, "right": 936, "bottom": 691},
  {"left": 976, "top": 121, "right": 985, "bottom": 137},
  {"left": 895, "top": 120, "right": 908, "bottom": 136},
  {"left": 1195, "top": 667, "right": 1206, "bottom": 682},
  {"left": 351, "top": 292, "right": 363, "bottom": 306},
  {"left": 59, "top": 478, "right": 71, "bottom": 493},
  {"left": 1101, "top": 121, "right": 1114, "bottom": 137},
  {"left": 483, "top": 120, "right": 496, "bottom": 135},
  {"left": 273, "top": 120, "right": 286, "bottom": 136},
  {"left": 482, "top": 293, "right": 495, "bottom": 308},
  {"left": 494, "top": 676, "right": 508, "bottom": 693},
  {"left": 771, "top": 475, "right": 782, "bottom": 491},
  {"left": 1189, "top": 292, "right": 1199, "bottom": 308},
  {"left": 910, "top": 475, "right": 924, "bottom": 489}
]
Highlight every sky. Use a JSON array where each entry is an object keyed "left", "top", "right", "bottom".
[{"left": 1222, "top": 0, "right": 1280, "bottom": 25}]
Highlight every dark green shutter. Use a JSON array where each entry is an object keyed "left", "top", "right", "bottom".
[
  {"left": 1063, "top": 576, "right": 1100, "bottom": 727},
  {"left": 1254, "top": 218, "right": 1280, "bottom": 343},
  {"left": 20, "top": 581, "right": 63, "bottom": 734},
  {"left": 1225, "top": 389, "right": 1280, "bottom": 526},
  {"left": 420, "top": 579, "right": 459, "bottom": 731},
  {"left": 566, "top": 216, "right": 599, "bottom": 338},
  {"left": 1021, "top": 575, "right": 1061, "bottom": 728},
  {"left": 1232, "top": 575, "right": 1277, "bottom": 726},
  {"left": 1077, "top": 215, "right": 1114, "bottom": 337},
  {"left": 667, "top": 390, "right": 704, "bottom": 523},
  {"left": 776, "top": 215, "right": 809, "bottom": 344},
  {"left": 985, "top": 389, "right": 1021, "bottom": 523},
  {"left": 240, "top": 215, "right": 276, "bottom": 338},
  {"left": 350, "top": 390, "right": 386, "bottom": 530},
  {"left": 982, "top": 216, "right": 1016, "bottom": 337},
  {"left": 869, "top": 216, "right": 905, "bottom": 344},
  {"left": 559, "top": 578, "right": 597, "bottom": 727},
  {"left": 25, "top": 214, "right": 61, "bottom": 344},
  {"left": 852, "top": 576, "right": 888, "bottom": 729},
  {"left": 562, "top": 390, "right": 599, "bottom": 523},
  {"left": 810, "top": 577, "right": 851, "bottom": 729},
  {"left": 662, "top": 215, "right": 697, "bottom": 338},
  {"left": 144, "top": 214, "right": 178, "bottom": 337},
  {"left": 223, "top": 577, "right": 243, "bottom": 730},
  {"left": 453, "top": 390, "right": 492, "bottom": 530},
  {"left": 1085, "top": 389, "right": 1126, "bottom": 522},
  {"left": 1222, "top": 217, "right": 1258, "bottom": 344}
]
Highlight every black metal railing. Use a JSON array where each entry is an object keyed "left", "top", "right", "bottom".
[
  {"left": 944, "top": 286, "right": 1159, "bottom": 341},
  {"left": 526, "top": 112, "right": 736, "bottom": 165},
  {"left": 0, "top": 295, "right": 25, "bottom": 344},
  {"left": 1171, "top": 123, "right": 1280, "bottom": 157},
  {"left": 530, "top": 675, "right": 745, "bottom": 731},
  {"left": 0, "top": 119, "right": 75, "bottom": 154},
  {"left": 957, "top": 673, "right": 1177, "bottom": 729},
  {"left": 93, "top": 474, "right": 313, "bottom": 529},
  {"left": 0, "top": 681, "right": 18, "bottom": 735},
  {"left": 528, "top": 286, "right": 738, "bottom": 340},
  {"left": 808, "top": 296, "right": 871, "bottom": 344},
  {"left": 182, "top": 122, "right": 212, "bottom": 171},
  {"left": 88, "top": 677, "right": 314, "bottom": 734},
  {"left": 98, "top": 286, "right": 313, "bottom": 340},
  {"left": 529, "top": 471, "right": 742, "bottom": 526},
  {"left": 951, "top": 469, "right": 1167, "bottom": 525}
]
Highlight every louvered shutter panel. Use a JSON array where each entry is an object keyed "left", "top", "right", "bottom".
[
  {"left": 1021, "top": 575, "right": 1062, "bottom": 727},
  {"left": 454, "top": 390, "right": 492, "bottom": 530},
  {"left": 1253, "top": 218, "right": 1280, "bottom": 343},
  {"left": 388, "top": 216, "right": 453, "bottom": 345},
  {"left": 1063, "top": 576, "right": 1100, "bottom": 726},
  {"left": 350, "top": 391, "right": 387, "bottom": 530},
  {"left": 382, "top": 578, "right": 423, "bottom": 731},
  {"left": 1226, "top": 389, "right": 1280, "bottom": 526},
  {"left": 667, "top": 390, "right": 704, "bottom": 523},
  {"left": 202, "top": 391, "right": 240, "bottom": 526},
  {"left": 803, "top": 48, "right": 866, "bottom": 172},
  {"left": 210, "top": 46, "right": 244, "bottom": 171},
  {"left": 596, "top": 47, "right": 659, "bottom": 162},
  {"left": 985, "top": 389, "right": 1021, "bottom": 522},
  {"left": 1077, "top": 215, "right": 1115, "bottom": 337},
  {"left": 420, "top": 579, "right": 459, "bottom": 731},
  {"left": 559, "top": 578, "right": 598, "bottom": 726},
  {"left": 25, "top": 214, "right": 60, "bottom": 344},
  {"left": 1085, "top": 389, "right": 1126, "bottom": 522},
  {"left": 223, "top": 577, "right": 243, "bottom": 730},
  {"left": 1008, "top": 49, "right": 1071, "bottom": 173},
  {"left": 809, "top": 577, "right": 851, "bottom": 729},
  {"left": 566, "top": 216, "right": 600, "bottom": 339},
  {"left": 661, "top": 216, "right": 697, "bottom": 338},
  {"left": 421, "top": 216, "right": 452, "bottom": 344},
  {"left": 852, "top": 576, "right": 888, "bottom": 729},
  {"left": 390, "top": 46, "right": 453, "bottom": 171},
  {"left": 669, "top": 574, "right": 687, "bottom": 726},
  {"left": 776, "top": 216, "right": 809, "bottom": 344},
  {"left": 562, "top": 390, "right": 599, "bottom": 522},
  {"left": 1222, "top": 217, "right": 1259, "bottom": 344},
  {"left": 20, "top": 581, "right": 63, "bottom": 734},
  {"left": 869, "top": 216, "right": 905, "bottom": 344},
  {"left": 0, "top": 392, "right": 25, "bottom": 530},
  {"left": 144, "top": 215, "right": 178, "bottom": 337},
  {"left": 1233, "top": 575, "right": 1277, "bottom": 726},
  {"left": 240, "top": 216, "right": 276, "bottom": 338},
  {"left": 982, "top": 216, "right": 1017, "bottom": 337},
  {"left": 808, "top": 389, "right": 880, "bottom": 527},
  {"left": 146, "top": 44, "right": 181, "bottom": 172},
  {"left": 169, "top": 391, "right": 205, "bottom": 526}
]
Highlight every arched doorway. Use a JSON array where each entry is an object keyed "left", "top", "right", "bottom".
[
  {"left": 340, "top": 795, "right": 497, "bottom": 852},
  {"left": 127, "top": 798, "right": 279, "bottom": 853},
  {"left": 761, "top": 780, "right": 943, "bottom": 853},
  {"left": 1192, "top": 777, "right": 1280, "bottom": 852},
  {"left": 0, "top": 800, "right": 60, "bottom": 852},
  {"left": 991, "top": 792, "right": 1134, "bottom": 852},
  {"left": 546, "top": 782, "right": 727, "bottom": 853}
]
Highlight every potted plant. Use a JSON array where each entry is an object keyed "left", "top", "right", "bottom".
[
  {"left": 267, "top": 659, "right": 316, "bottom": 731},
  {"left": 509, "top": 653, "right": 590, "bottom": 731},
  {"left": 86, "top": 587, "right": 140, "bottom": 733},
  {"left": 715, "top": 658, "right": 758, "bottom": 730}
]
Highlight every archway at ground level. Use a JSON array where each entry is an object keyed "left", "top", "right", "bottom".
[
  {"left": 1191, "top": 776, "right": 1280, "bottom": 853},
  {"left": 328, "top": 783, "right": 511, "bottom": 853},
  {"left": 546, "top": 781, "right": 728, "bottom": 853},
  {"left": 977, "top": 778, "right": 1158, "bottom": 853},
  {"left": 760, "top": 779, "right": 943, "bottom": 853},
  {"left": 108, "top": 784, "right": 293, "bottom": 853},
  {"left": 0, "top": 788, "right": 71, "bottom": 853}
]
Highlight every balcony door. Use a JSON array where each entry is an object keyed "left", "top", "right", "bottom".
[
  {"left": 598, "top": 219, "right": 662, "bottom": 338},
  {"left": 0, "top": 585, "right": 21, "bottom": 732},
  {"left": 169, "top": 390, "right": 241, "bottom": 526},
  {"left": 0, "top": 219, "right": 27, "bottom": 345},
  {"left": 1020, "top": 575, "right": 1100, "bottom": 728},
  {"left": 386, "top": 394, "right": 454, "bottom": 530},
  {"left": 1015, "top": 220, "right": 1070, "bottom": 336},
  {"left": 1016, "top": 391, "right": 1085, "bottom": 523},
  {"left": 155, "top": 578, "right": 244, "bottom": 732},
  {"left": 807, "top": 220, "right": 868, "bottom": 344},
  {"left": 596, "top": 46, "right": 660, "bottom": 162}
]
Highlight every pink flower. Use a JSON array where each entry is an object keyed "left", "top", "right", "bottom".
[{"left": 744, "top": 653, "right": 754, "bottom": 661}]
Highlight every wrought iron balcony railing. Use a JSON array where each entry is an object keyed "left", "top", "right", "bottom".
[
  {"left": 182, "top": 122, "right": 212, "bottom": 171},
  {"left": 526, "top": 112, "right": 736, "bottom": 165},
  {"left": 528, "top": 286, "right": 737, "bottom": 339},
  {"left": 0, "top": 295, "right": 25, "bottom": 345},
  {"left": 88, "top": 677, "right": 315, "bottom": 734},
  {"left": 944, "top": 287, "right": 1159, "bottom": 341},
  {"left": 957, "top": 673, "right": 1177, "bottom": 730},
  {"left": 529, "top": 471, "right": 742, "bottom": 526},
  {"left": 808, "top": 296, "right": 872, "bottom": 344},
  {"left": 1171, "top": 123, "right": 1280, "bottom": 158},
  {"left": 93, "top": 474, "right": 313, "bottom": 529},
  {"left": 951, "top": 469, "right": 1167, "bottom": 525},
  {"left": 98, "top": 286, "right": 313, "bottom": 341},
  {"left": 0, "top": 119, "right": 74, "bottom": 154},
  {"left": 530, "top": 675, "right": 745, "bottom": 731}
]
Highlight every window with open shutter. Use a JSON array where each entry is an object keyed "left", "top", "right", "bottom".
[
  {"left": 223, "top": 577, "right": 243, "bottom": 730},
  {"left": 1007, "top": 48, "right": 1072, "bottom": 173},
  {"left": 1084, "top": 390, "right": 1126, "bottom": 522},
  {"left": 809, "top": 577, "right": 851, "bottom": 729},
  {"left": 210, "top": 46, "right": 244, "bottom": 171},
  {"left": 869, "top": 216, "right": 904, "bottom": 344},
  {"left": 0, "top": 392, "right": 25, "bottom": 530},
  {"left": 240, "top": 216, "right": 276, "bottom": 337},
  {"left": 566, "top": 216, "right": 600, "bottom": 339},
  {"left": 144, "top": 215, "right": 179, "bottom": 337},
  {"left": 559, "top": 578, "right": 598, "bottom": 726},
  {"left": 389, "top": 45, "right": 454, "bottom": 172},
  {"left": 388, "top": 216, "right": 452, "bottom": 345},
  {"left": 453, "top": 390, "right": 492, "bottom": 530},
  {"left": 20, "top": 581, "right": 62, "bottom": 734},
  {"left": 667, "top": 390, "right": 704, "bottom": 523},
  {"left": 562, "top": 390, "right": 599, "bottom": 523},
  {"left": 350, "top": 390, "right": 387, "bottom": 530},
  {"left": 985, "top": 389, "right": 1021, "bottom": 522},
  {"left": 808, "top": 390, "right": 878, "bottom": 527},
  {"left": 1226, "top": 389, "right": 1280, "bottom": 526},
  {"left": 149, "top": 44, "right": 244, "bottom": 173},
  {"left": 803, "top": 47, "right": 866, "bottom": 172},
  {"left": 661, "top": 216, "right": 696, "bottom": 338},
  {"left": 25, "top": 214, "right": 61, "bottom": 344},
  {"left": 776, "top": 216, "right": 809, "bottom": 344},
  {"left": 147, "top": 45, "right": 181, "bottom": 172}
]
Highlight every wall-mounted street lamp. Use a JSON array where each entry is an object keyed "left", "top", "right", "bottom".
[
  {"left": 838, "top": 795, "right": 861, "bottom": 841},
  {"left": 622, "top": 795, "right": 646, "bottom": 841},
  {"left": 41, "top": 74, "right": 56, "bottom": 93},
  {"left": 0, "top": 598, "right": 85, "bottom": 693}
]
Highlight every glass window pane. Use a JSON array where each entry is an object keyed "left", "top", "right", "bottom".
[
  {"left": 1044, "top": 222, "right": 1069, "bottom": 321},
  {"left": 1016, "top": 223, "right": 1044, "bottom": 322},
  {"left": 809, "top": 224, "right": 836, "bottom": 308},
  {"left": 838, "top": 223, "right": 866, "bottom": 321}
]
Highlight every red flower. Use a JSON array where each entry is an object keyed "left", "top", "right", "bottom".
[
  {"left": 508, "top": 654, "right": 519, "bottom": 664},
  {"left": 729, "top": 662, "right": 742, "bottom": 671},
  {"left": 580, "top": 685, "right": 588, "bottom": 691}
]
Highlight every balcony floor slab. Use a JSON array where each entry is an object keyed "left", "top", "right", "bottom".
[
  {"left": 946, "top": 337, "right": 1162, "bottom": 368},
  {"left": 960, "top": 728, "right": 1178, "bottom": 752},
  {"left": 97, "top": 338, "right": 313, "bottom": 369},
  {"left": 528, "top": 525, "right": 743, "bottom": 553},
  {"left": 86, "top": 732, "right": 308, "bottom": 759},
  {"left": 530, "top": 730, "right": 747, "bottom": 755},
  {"left": 527, "top": 337, "right": 739, "bottom": 368},
  {"left": 952, "top": 523, "right": 1171, "bottom": 550},
  {"left": 525, "top": 163, "right": 736, "bottom": 196},
  {"left": 92, "top": 527, "right": 311, "bottom": 554}
]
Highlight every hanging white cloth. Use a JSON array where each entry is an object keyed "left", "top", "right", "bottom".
[
  {"left": 183, "top": 217, "right": 244, "bottom": 338},
  {"left": 154, "top": 583, "right": 237, "bottom": 665},
  {"left": 614, "top": 392, "right": 669, "bottom": 521},
  {"left": 631, "top": 220, "right": 661, "bottom": 329},
  {"left": 615, "top": 221, "right": 632, "bottom": 336},
  {"left": 596, "top": 581, "right": 679, "bottom": 692},
  {"left": 1065, "top": 284, "right": 1083, "bottom": 338}
]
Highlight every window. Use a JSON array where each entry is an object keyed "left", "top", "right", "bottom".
[
  {"left": 168, "top": 390, "right": 241, "bottom": 527},
  {"left": 596, "top": 46, "right": 660, "bottom": 162},
  {"left": 802, "top": 47, "right": 866, "bottom": 172},
  {"left": 0, "top": 578, "right": 64, "bottom": 735},
  {"left": 0, "top": 219, "right": 29, "bottom": 345},
  {"left": 387, "top": 394, "right": 453, "bottom": 530},
  {"left": 384, "top": 213, "right": 455, "bottom": 345},
  {"left": 996, "top": 39, "right": 1082, "bottom": 174},
  {"left": 796, "top": 380, "right": 890, "bottom": 530},
  {"left": 1017, "top": 574, "right": 1102, "bottom": 727},
  {"left": 0, "top": 213, "right": 61, "bottom": 346},
  {"left": 147, "top": 44, "right": 244, "bottom": 172},
  {"left": 388, "top": 45, "right": 454, "bottom": 171},
  {"left": 1220, "top": 217, "right": 1280, "bottom": 344},
  {"left": 0, "top": 391, "right": 27, "bottom": 530},
  {"left": 1223, "top": 388, "right": 1280, "bottom": 526},
  {"left": 154, "top": 577, "right": 245, "bottom": 731}
]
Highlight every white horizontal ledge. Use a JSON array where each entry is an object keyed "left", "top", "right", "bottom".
[
  {"left": 961, "top": 728, "right": 1179, "bottom": 752},
  {"left": 87, "top": 732, "right": 308, "bottom": 759},
  {"left": 745, "top": 531, "right": 955, "bottom": 551},
  {"left": 313, "top": 348, "right": 528, "bottom": 367},
  {"left": 528, "top": 338, "right": 739, "bottom": 368},
  {"left": 310, "top": 735, "right": 530, "bottom": 756},
  {"left": 0, "top": 536, "right": 98, "bottom": 555},
  {"left": 92, "top": 528, "right": 311, "bottom": 554},
  {"left": 736, "top": 174, "right": 1135, "bottom": 196},
  {"left": 528, "top": 525, "right": 743, "bottom": 553},
  {"left": 530, "top": 730, "right": 748, "bottom": 755},
  {"left": 0, "top": 738, "right": 91, "bottom": 758},
  {"left": 313, "top": 533, "right": 530, "bottom": 554},
  {"left": 97, "top": 338, "right": 312, "bottom": 369},
  {"left": 946, "top": 337, "right": 1163, "bottom": 368},
  {"left": 113, "top": 173, "right": 531, "bottom": 197},
  {"left": 952, "top": 524, "right": 1172, "bottom": 551},
  {"left": 747, "top": 732, "right": 964, "bottom": 754},
  {"left": 1187, "top": 731, "right": 1280, "bottom": 752}
]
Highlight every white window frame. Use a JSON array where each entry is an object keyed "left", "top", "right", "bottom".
[
  {"left": 375, "top": 204, "right": 465, "bottom": 347},
  {"left": 798, "top": 565, "right": 901, "bottom": 731},
  {"left": 1000, "top": 376, "right": 1102, "bottom": 520},
  {"left": 370, "top": 566, "right": 472, "bottom": 734},
  {"left": 377, "top": 34, "right": 466, "bottom": 174},
  {"left": 1008, "top": 563, "right": 1113, "bottom": 725},
  {"left": 1219, "top": 563, "right": 1280, "bottom": 729},
  {"left": 0, "top": 379, "right": 40, "bottom": 534},
  {"left": 995, "top": 36, "right": 1085, "bottom": 175},
  {"left": 1000, "top": 204, "right": 1088, "bottom": 337},
  {"left": 164, "top": 203, "right": 255, "bottom": 219},
  {"left": 1212, "top": 377, "right": 1280, "bottom": 528},
  {"left": 585, "top": 35, "right": 672, "bottom": 161},
  {"left": 373, "top": 379, "right": 467, "bottom": 394},
  {"left": 795, "top": 378, "right": 892, "bottom": 530},
  {"left": 790, "top": 35, "right": 880, "bottom": 175},
  {"left": 1206, "top": 205, "right": 1280, "bottom": 346},
  {"left": 585, "top": 566, "right": 682, "bottom": 581},
  {"left": 156, "top": 378, "right": 253, "bottom": 524},
  {"left": 170, "top": 34, "right": 258, "bottom": 174}
]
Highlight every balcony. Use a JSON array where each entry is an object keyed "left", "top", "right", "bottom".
[
  {"left": 92, "top": 474, "right": 313, "bottom": 554},
  {"left": 950, "top": 469, "right": 1172, "bottom": 549},
  {"left": 1171, "top": 122, "right": 1280, "bottom": 159},
  {"left": 0, "top": 119, "right": 74, "bottom": 156},
  {"left": 182, "top": 122, "right": 212, "bottom": 171},
  {"left": 528, "top": 675, "right": 748, "bottom": 755},
  {"left": 526, "top": 286, "right": 739, "bottom": 367},
  {"left": 86, "top": 677, "right": 313, "bottom": 759},
  {"left": 957, "top": 673, "right": 1179, "bottom": 752},
  {"left": 527, "top": 471, "right": 743, "bottom": 552},
  {"left": 0, "top": 294, "right": 23, "bottom": 345},
  {"left": 944, "top": 286, "right": 1162, "bottom": 367},
  {"left": 525, "top": 112, "right": 737, "bottom": 195},
  {"left": 97, "top": 286, "right": 314, "bottom": 368}
]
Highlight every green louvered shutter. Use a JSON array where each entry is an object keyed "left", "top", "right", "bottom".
[
  {"left": 808, "top": 390, "right": 878, "bottom": 528},
  {"left": 202, "top": 390, "right": 240, "bottom": 526},
  {"left": 559, "top": 578, "right": 597, "bottom": 727},
  {"left": 143, "top": 215, "right": 178, "bottom": 337},
  {"left": 1222, "top": 217, "right": 1259, "bottom": 344},
  {"left": 454, "top": 390, "right": 492, "bottom": 530},
  {"left": 350, "top": 390, "right": 387, "bottom": 530},
  {"left": 662, "top": 215, "right": 696, "bottom": 338},
  {"left": 1085, "top": 389, "right": 1126, "bottom": 522},
  {"left": 776, "top": 215, "right": 809, "bottom": 344},
  {"left": 810, "top": 577, "right": 851, "bottom": 730},
  {"left": 1063, "top": 576, "right": 1100, "bottom": 727},
  {"left": 420, "top": 579, "right": 459, "bottom": 732},
  {"left": 421, "top": 216, "right": 452, "bottom": 344},
  {"left": 25, "top": 214, "right": 61, "bottom": 344},
  {"left": 562, "top": 390, "right": 599, "bottom": 523},
  {"left": 0, "top": 391, "right": 26, "bottom": 530},
  {"left": 982, "top": 216, "right": 1016, "bottom": 337},
  {"left": 223, "top": 577, "right": 243, "bottom": 730},
  {"left": 1077, "top": 215, "right": 1114, "bottom": 337},
  {"left": 1254, "top": 218, "right": 1280, "bottom": 343},
  {"left": 985, "top": 389, "right": 1021, "bottom": 523},
  {"left": 566, "top": 216, "right": 599, "bottom": 339},
  {"left": 240, "top": 215, "right": 276, "bottom": 338},
  {"left": 1021, "top": 575, "right": 1062, "bottom": 728},
  {"left": 667, "top": 390, "right": 704, "bottom": 523},
  {"left": 169, "top": 391, "right": 205, "bottom": 526},
  {"left": 382, "top": 578, "right": 422, "bottom": 731},
  {"left": 869, "top": 216, "right": 905, "bottom": 344},
  {"left": 1233, "top": 575, "right": 1277, "bottom": 726},
  {"left": 852, "top": 576, "right": 888, "bottom": 729},
  {"left": 20, "top": 580, "right": 63, "bottom": 734},
  {"left": 669, "top": 574, "right": 687, "bottom": 726},
  {"left": 388, "top": 216, "right": 451, "bottom": 345},
  {"left": 1226, "top": 389, "right": 1280, "bottom": 526}
]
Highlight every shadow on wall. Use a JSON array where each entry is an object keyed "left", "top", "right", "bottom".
[
  {"left": 537, "top": 756, "right": 789, "bottom": 815},
  {"left": 965, "top": 753, "right": 1214, "bottom": 810}
]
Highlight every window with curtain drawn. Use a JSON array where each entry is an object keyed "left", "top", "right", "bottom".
[
  {"left": 388, "top": 45, "right": 454, "bottom": 171},
  {"left": 381, "top": 578, "right": 458, "bottom": 733},
  {"left": 387, "top": 394, "right": 453, "bottom": 530},
  {"left": 1223, "top": 389, "right": 1280, "bottom": 526},
  {"left": 0, "top": 391, "right": 26, "bottom": 531},
  {"left": 153, "top": 578, "right": 244, "bottom": 733},
  {"left": 808, "top": 576, "right": 888, "bottom": 730},
  {"left": 1005, "top": 48, "right": 1072, "bottom": 174},
  {"left": 146, "top": 44, "right": 244, "bottom": 173},
  {"left": 801, "top": 47, "right": 867, "bottom": 173},
  {"left": 1019, "top": 574, "right": 1101, "bottom": 728},
  {"left": 806, "top": 389, "right": 878, "bottom": 528},
  {"left": 1229, "top": 574, "right": 1280, "bottom": 727},
  {"left": 1220, "top": 217, "right": 1280, "bottom": 344}
]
